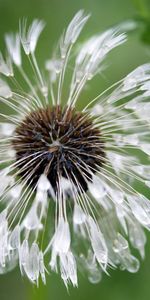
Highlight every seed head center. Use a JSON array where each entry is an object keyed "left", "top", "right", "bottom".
[{"left": 12, "top": 105, "right": 105, "bottom": 192}]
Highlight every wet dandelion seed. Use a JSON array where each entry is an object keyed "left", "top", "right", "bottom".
[{"left": 0, "top": 10, "right": 150, "bottom": 287}]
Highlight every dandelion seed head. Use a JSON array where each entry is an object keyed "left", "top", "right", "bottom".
[{"left": 0, "top": 10, "right": 150, "bottom": 287}]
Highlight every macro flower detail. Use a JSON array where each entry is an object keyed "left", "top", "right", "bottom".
[{"left": 0, "top": 10, "right": 150, "bottom": 287}]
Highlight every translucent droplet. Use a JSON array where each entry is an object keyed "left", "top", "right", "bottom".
[
  {"left": 25, "top": 243, "right": 40, "bottom": 283},
  {"left": 88, "top": 268, "right": 102, "bottom": 284},
  {"left": 53, "top": 218, "right": 70, "bottom": 254},
  {"left": 123, "top": 254, "right": 140, "bottom": 273},
  {"left": 39, "top": 252, "right": 46, "bottom": 284},
  {"left": 113, "top": 233, "right": 128, "bottom": 254},
  {"left": 9, "top": 226, "right": 20, "bottom": 250},
  {"left": 88, "top": 217, "right": 108, "bottom": 267},
  {"left": 73, "top": 204, "right": 86, "bottom": 224},
  {"left": 128, "top": 220, "right": 146, "bottom": 258},
  {"left": 37, "top": 174, "right": 50, "bottom": 191}
]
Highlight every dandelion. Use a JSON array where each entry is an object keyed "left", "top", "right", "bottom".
[{"left": 0, "top": 10, "right": 150, "bottom": 287}]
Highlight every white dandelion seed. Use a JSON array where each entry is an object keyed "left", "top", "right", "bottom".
[{"left": 0, "top": 10, "right": 150, "bottom": 288}]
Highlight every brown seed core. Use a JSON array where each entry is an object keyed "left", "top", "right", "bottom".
[{"left": 12, "top": 105, "right": 105, "bottom": 193}]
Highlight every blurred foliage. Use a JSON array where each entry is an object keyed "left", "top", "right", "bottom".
[
  {"left": 132, "top": 0, "right": 150, "bottom": 18},
  {"left": 0, "top": 0, "right": 150, "bottom": 300},
  {"left": 141, "top": 20, "right": 150, "bottom": 45},
  {"left": 132, "top": 0, "right": 150, "bottom": 45}
]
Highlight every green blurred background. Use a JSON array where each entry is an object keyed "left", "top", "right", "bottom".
[{"left": 0, "top": 0, "right": 150, "bottom": 299}]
